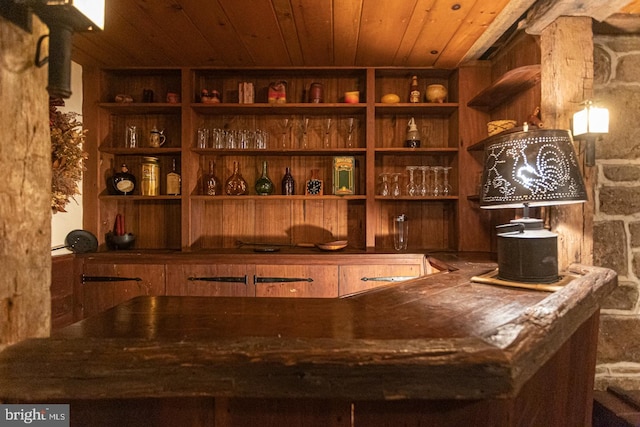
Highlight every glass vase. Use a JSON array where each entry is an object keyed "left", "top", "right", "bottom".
[
  {"left": 225, "top": 161, "right": 248, "bottom": 195},
  {"left": 255, "top": 160, "right": 274, "bottom": 195}
]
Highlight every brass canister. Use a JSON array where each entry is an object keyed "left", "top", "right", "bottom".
[{"left": 141, "top": 156, "right": 160, "bottom": 196}]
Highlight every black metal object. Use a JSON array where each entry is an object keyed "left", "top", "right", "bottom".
[
  {"left": 82, "top": 275, "right": 142, "bottom": 283},
  {"left": 496, "top": 218, "right": 558, "bottom": 283},
  {"left": 254, "top": 276, "right": 313, "bottom": 283},
  {"left": 188, "top": 276, "right": 247, "bottom": 284},
  {"left": 361, "top": 276, "right": 417, "bottom": 282}
]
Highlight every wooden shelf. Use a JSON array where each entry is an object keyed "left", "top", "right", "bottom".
[
  {"left": 467, "top": 65, "right": 540, "bottom": 110},
  {"left": 375, "top": 103, "right": 458, "bottom": 115},
  {"left": 192, "top": 148, "right": 367, "bottom": 155},
  {"left": 375, "top": 196, "right": 458, "bottom": 201},
  {"left": 191, "top": 195, "right": 367, "bottom": 201},
  {"left": 191, "top": 103, "right": 366, "bottom": 115},
  {"left": 99, "top": 103, "right": 182, "bottom": 114},
  {"left": 99, "top": 195, "right": 182, "bottom": 201},
  {"left": 99, "top": 147, "right": 183, "bottom": 155},
  {"left": 375, "top": 147, "right": 458, "bottom": 154},
  {"left": 467, "top": 126, "right": 527, "bottom": 152}
]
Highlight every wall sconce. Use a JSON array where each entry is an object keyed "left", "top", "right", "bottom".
[
  {"left": 0, "top": 0, "right": 105, "bottom": 98},
  {"left": 572, "top": 100, "right": 609, "bottom": 167}
]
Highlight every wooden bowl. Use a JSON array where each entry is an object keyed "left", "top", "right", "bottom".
[{"left": 316, "top": 240, "right": 348, "bottom": 251}]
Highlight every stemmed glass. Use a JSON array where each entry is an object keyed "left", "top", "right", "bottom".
[
  {"left": 432, "top": 166, "right": 443, "bottom": 197},
  {"left": 322, "top": 118, "right": 333, "bottom": 148},
  {"left": 391, "top": 173, "right": 402, "bottom": 198},
  {"left": 379, "top": 173, "right": 390, "bottom": 196},
  {"left": 442, "top": 166, "right": 453, "bottom": 196},
  {"left": 298, "top": 116, "right": 310, "bottom": 149},
  {"left": 342, "top": 117, "right": 356, "bottom": 148},
  {"left": 277, "top": 117, "right": 293, "bottom": 149},
  {"left": 417, "top": 166, "right": 428, "bottom": 196},
  {"left": 406, "top": 166, "right": 418, "bottom": 197}
]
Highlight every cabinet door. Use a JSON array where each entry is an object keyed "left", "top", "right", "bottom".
[
  {"left": 339, "top": 263, "right": 423, "bottom": 296},
  {"left": 166, "top": 264, "right": 253, "bottom": 297},
  {"left": 82, "top": 264, "right": 166, "bottom": 317},
  {"left": 254, "top": 265, "right": 338, "bottom": 298}
]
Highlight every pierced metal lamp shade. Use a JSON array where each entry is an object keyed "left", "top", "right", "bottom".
[
  {"left": 479, "top": 128, "right": 587, "bottom": 284},
  {"left": 479, "top": 129, "right": 587, "bottom": 209}
]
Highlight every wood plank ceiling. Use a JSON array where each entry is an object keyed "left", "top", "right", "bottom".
[{"left": 70, "top": 0, "right": 640, "bottom": 69}]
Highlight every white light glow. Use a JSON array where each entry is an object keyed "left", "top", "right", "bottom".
[{"left": 573, "top": 103, "right": 609, "bottom": 136}]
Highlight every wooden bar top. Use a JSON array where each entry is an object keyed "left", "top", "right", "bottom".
[{"left": 0, "top": 253, "right": 616, "bottom": 402}]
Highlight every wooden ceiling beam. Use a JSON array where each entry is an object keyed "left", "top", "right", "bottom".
[{"left": 524, "top": 0, "right": 636, "bottom": 35}]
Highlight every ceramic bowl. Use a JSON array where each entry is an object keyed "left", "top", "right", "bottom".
[
  {"left": 316, "top": 240, "right": 348, "bottom": 251},
  {"left": 105, "top": 232, "right": 136, "bottom": 250}
]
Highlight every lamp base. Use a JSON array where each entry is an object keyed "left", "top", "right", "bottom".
[
  {"left": 471, "top": 269, "right": 576, "bottom": 292},
  {"left": 496, "top": 218, "right": 559, "bottom": 284}
]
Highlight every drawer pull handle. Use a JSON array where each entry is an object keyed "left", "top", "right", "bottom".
[
  {"left": 82, "top": 274, "right": 142, "bottom": 283},
  {"left": 255, "top": 276, "right": 313, "bottom": 283},
  {"left": 361, "top": 276, "right": 416, "bottom": 282},
  {"left": 188, "top": 276, "right": 247, "bottom": 284}
]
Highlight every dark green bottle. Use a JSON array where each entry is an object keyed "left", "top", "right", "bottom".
[{"left": 255, "top": 161, "right": 274, "bottom": 195}]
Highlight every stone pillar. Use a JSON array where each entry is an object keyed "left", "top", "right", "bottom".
[{"left": 0, "top": 15, "right": 51, "bottom": 350}]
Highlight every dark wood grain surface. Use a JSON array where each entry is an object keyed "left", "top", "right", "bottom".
[{"left": 0, "top": 253, "right": 616, "bottom": 403}]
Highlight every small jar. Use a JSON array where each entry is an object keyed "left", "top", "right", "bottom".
[
  {"left": 308, "top": 83, "right": 324, "bottom": 103},
  {"left": 141, "top": 156, "right": 160, "bottom": 196}
]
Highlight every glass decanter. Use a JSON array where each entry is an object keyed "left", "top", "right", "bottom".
[
  {"left": 225, "top": 161, "right": 248, "bottom": 195},
  {"left": 406, "top": 166, "right": 418, "bottom": 197},
  {"left": 255, "top": 161, "right": 274, "bottom": 195},
  {"left": 281, "top": 167, "right": 295, "bottom": 195},
  {"left": 202, "top": 160, "right": 221, "bottom": 195},
  {"left": 442, "top": 166, "right": 453, "bottom": 196}
]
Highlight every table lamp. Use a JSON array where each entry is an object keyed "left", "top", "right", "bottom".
[{"left": 478, "top": 128, "right": 587, "bottom": 284}]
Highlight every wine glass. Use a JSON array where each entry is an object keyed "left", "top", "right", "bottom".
[
  {"left": 442, "top": 166, "right": 453, "bottom": 196},
  {"left": 417, "top": 166, "right": 428, "bottom": 196},
  {"left": 391, "top": 173, "right": 402, "bottom": 198},
  {"left": 432, "top": 166, "right": 443, "bottom": 196},
  {"left": 298, "top": 116, "right": 310, "bottom": 149},
  {"left": 323, "top": 118, "right": 333, "bottom": 148},
  {"left": 342, "top": 117, "right": 357, "bottom": 148},
  {"left": 406, "top": 166, "right": 418, "bottom": 197},
  {"left": 276, "top": 117, "right": 293, "bottom": 149},
  {"left": 379, "top": 173, "right": 390, "bottom": 196}
]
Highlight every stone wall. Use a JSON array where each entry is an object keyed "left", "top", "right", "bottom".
[{"left": 594, "top": 34, "right": 640, "bottom": 389}]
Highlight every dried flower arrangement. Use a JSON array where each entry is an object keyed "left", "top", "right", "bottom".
[{"left": 50, "top": 98, "right": 88, "bottom": 213}]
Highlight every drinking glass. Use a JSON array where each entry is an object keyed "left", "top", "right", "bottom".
[
  {"left": 277, "top": 117, "right": 293, "bottom": 149},
  {"left": 442, "top": 166, "right": 453, "bottom": 196},
  {"left": 417, "top": 166, "right": 428, "bottom": 196},
  {"left": 432, "top": 166, "right": 443, "bottom": 196},
  {"left": 391, "top": 173, "right": 402, "bottom": 198},
  {"left": 196, "top": 127, "right": 209, "bottom": 149},
  {"left": 406, "top": 166, "right": 418, "bottom": 197},
  {"left": 323, "top": 118, "right": 333, "bottom": 148},
  {"left": 393, "top": 214, "right": 408, "bottom": 251},
  {"left": 379, "top": 173, "right": 390, "bottom": 196},
  {"left": 126, "top": 125, "right": 138, "bottom": 148}
]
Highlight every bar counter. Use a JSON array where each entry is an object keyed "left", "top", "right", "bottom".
[{"left": 0, "top": 253, "right": 617, "bottom": 426}]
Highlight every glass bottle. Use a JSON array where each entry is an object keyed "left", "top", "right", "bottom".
[
  {"left": 166, "top": 158, "right": 181, "bottom": 195},
  {"left": 406, "top": 166, "right": 418, "bottom": 197},
  {"left": 409, "top": 75, "right": 420, "bottom": 103},
  {"left": 109, "top": 163, "right": 136, "bottom": 195},
  {"left": 406, "top": 117, "right": 421, "bottom": 148},
  {"left": 255, "top": 161, "right": 274, "bottom": 195},
  {"left": 225, "top": 161, "right": 248, "bottom": 195},
  {"left": 202, "top": 160, "right": 221, "bottom": 195},
  {"left": 281, "top": 167, "right": 295, "bottom": 195}
]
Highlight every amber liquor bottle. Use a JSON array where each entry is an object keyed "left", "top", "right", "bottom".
[{"left": 409, "top": 75, "right": 421, "bottom": 103}]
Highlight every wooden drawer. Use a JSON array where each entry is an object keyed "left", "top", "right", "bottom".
[
  {"left": 339, "top": 263, "right": 423, "bottom": 296},
  {"left": 254, "top": 264, "right": 338, "bottom": 298},
  {"left": 82, "top": 263, "right": 165, "bottom": 317}
]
